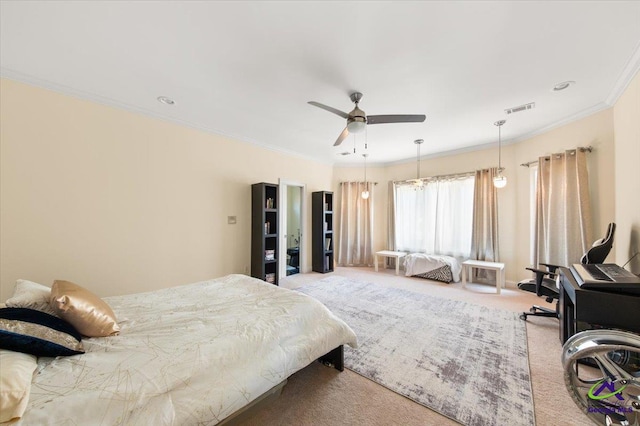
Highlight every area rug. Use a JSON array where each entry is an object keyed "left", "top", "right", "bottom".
[{"left": 296, "top": 276, "right": 535, "bottom": 426}]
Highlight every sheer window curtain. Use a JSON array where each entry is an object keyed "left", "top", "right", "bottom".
[
  {"left": 337, "top": 182, "right": 374, "bottom": 266},
  {"left": 534, "top": 149, "right": 593, "bottom": 266},
  {"left": 470, "top": 168, "right": 500, "bottom": 279},
  {"left": 394, "top": 176, "right": 474, "bottom": 257}
]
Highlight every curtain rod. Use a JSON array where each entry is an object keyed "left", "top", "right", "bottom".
[
  {"left": 339, "top": 182, "right": 378, "bottom": 185},
  {"left": 394, "top": 170, "right": 476, "bottom": 185},
  {"left": 520, "top": 146, "right": 593, "bottom": 167}
]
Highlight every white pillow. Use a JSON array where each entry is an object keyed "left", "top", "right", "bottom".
[
  {"left": 5, "top": 280, "right": 58, "bottom": 316},
  {"left": 0, "top": 349, "right": 37, "bottom": 422}
]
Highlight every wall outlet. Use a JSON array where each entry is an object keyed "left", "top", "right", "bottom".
[{"left": 244, "top": 265, "right": 249, "bottom": 274}]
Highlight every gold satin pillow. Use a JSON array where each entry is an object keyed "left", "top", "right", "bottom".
[{"left": 49, "top": 280, "right": 120, "bottom": 337}]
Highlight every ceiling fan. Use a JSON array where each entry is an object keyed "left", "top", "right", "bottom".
[{"left": 308, "top": 92, "right": 426, "bottom": 146}]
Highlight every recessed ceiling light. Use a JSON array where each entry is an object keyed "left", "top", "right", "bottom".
[
  {"left": 157, "top": 96, "right": 175, "bottom": 105},
  {"left": 552, "top": 81, "right": 576, "bottom": 91}
]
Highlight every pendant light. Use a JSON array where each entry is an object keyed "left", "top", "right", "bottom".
[
  {"left": 410, "top": 139, "right": 424, "bottom": 188},
  {"left": 493, "top": 120, "right": 507, "bottom": 188},
  {"left": 361, "top": 153, "right": 370, "bottom": 199}
]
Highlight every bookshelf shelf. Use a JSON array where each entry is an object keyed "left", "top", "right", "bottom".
[
  {"left": 251, "top": 182, "right": 279, "bottom": 285},
  {"left": 312, "top": 191, "right": 334, "bottom": 273}
]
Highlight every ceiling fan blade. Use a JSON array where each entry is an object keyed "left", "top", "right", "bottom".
[
  {"left": 367, "top": 114, "right": 426, "bottom": 125},
  {"left": 308, "top": 101, "right": 350, "bottom": 119},
  {"left": 333, "top": 127, "right": 349, "bottom": 146}
]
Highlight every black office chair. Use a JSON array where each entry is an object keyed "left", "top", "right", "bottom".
[{"left": 518, "top": 222, "right": 616, "bottom": 321}]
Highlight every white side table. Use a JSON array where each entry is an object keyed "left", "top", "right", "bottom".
[
  {"left": 375, "top": 251, "right": 407, "bottom": 275},
  {"left": 461, "top": 260, "right": 506, "bottom": 294}
]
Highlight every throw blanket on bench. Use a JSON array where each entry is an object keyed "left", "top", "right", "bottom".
[{"left": 404, "top": 253, "right": 462, "bottom": 283}]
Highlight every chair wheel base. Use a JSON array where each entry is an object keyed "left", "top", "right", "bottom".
[{"left": 520, "top": 304, "right": 559, "bottom": 320}]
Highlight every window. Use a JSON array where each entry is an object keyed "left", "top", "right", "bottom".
[{"left": 394, "top": 176, "right": 475, "bottom": 258}]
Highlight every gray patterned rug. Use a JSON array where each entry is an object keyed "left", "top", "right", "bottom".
[{"left": 297, "top": 276, "right": 535, "bottom": 426}]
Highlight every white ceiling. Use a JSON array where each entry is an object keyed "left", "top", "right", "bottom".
[{"left": 1, "top": 1, "right": 639, "bottom": 165}]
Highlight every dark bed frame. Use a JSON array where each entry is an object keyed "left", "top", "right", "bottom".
[{"left": 318, "top": 344, "right": 344, "bottom": 371}]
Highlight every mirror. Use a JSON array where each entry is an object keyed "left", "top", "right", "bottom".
[
  {"left": 285, "top": 186, "right": 302, "bottom": 276},
  {"left": 278, "top": 180, "right": 306, "bottom": 279}
]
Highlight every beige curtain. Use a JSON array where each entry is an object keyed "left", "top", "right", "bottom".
[
  {"left": 386, "top": 180, "right": 397, "bottom": 270},
  {"left": 337, "top": 182, "right": 374, "bottom": 266},
  {"left": 534, "top": 149, "right": 593, "bottom": 266},
  {"left": 471, "top": 168, "right": 499, "bottom": 279}
]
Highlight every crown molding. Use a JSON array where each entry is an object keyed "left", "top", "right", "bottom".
[
  {"left": 340, "top": 101, "right": 610, "bottom": 169},
  {"left": 1, "top": 59, "right": 631, "bottom": 170},
  {"left": 0, "top": 69, "right": 334, "bottom": 167},
  {"left": 605, "top": 40, "right": 640, "bottom": 106},
  {"left": 505, "top": 102, "right": 610, "bottom": 146}
]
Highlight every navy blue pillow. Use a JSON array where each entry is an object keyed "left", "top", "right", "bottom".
[{"left": 0, "top": 307, "right": 84, "bottom": 356}]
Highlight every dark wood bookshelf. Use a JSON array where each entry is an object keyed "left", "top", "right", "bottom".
[
  {"left": 312, "top": 191, "right": 334, "bottom": 273},
  {"left": 251, "top": 183, "right": 279, "bottom": 285}
]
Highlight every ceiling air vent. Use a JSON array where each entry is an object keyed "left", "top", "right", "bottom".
[{"left": 504, "top": 102, "right": 535, "bottom": 115}]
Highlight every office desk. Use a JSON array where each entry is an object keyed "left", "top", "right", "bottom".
[{"left": 558, "top": 267, "right": 640, "bottom": 344}]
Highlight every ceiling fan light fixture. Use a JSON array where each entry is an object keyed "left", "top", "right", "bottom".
[
  {"left": 347, "top": 118, "right": 366, "bottom": 133},
  {"left": 307, "top": 92, "right": 425, "bottom": 147}
]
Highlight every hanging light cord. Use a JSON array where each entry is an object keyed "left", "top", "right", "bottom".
[
  {"left": 494, "top": 120, "right": 506, "bottom": 174},
  {"left": 416, "top": 141, "right": 421, "bottom": 179},
  {"left": 365, "top": 125, "right": 368, "bottom": 150},
  {"left": 364, "top": 154, "right": 367, "bottom": 183},
  {"left": 498, "top": 124, "right": 502, "bottom": 172}
]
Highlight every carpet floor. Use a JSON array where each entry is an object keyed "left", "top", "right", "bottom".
[
  {"left": 239, "top": 267, "right": 592, "bottom": 425},
  {"left": 297, "top": 276, "right": 535, "bottom": 426}
]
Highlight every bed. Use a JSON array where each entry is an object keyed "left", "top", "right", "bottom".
[
  {"left": 403, "top": 253, "right": 462, "bottom": 283},
  {"left": 1, "top": 274, "right": 357, "bottom": 425}
]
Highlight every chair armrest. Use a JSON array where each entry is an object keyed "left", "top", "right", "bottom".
[
  {"left": 525, "top": 267, "right": 558, "bottom": 277},
  {"left": 525, "top": 266, "right": 559, "bottom": 297},
  {"left": 539, "top": 262, "right": 562, "bottom": 273}
]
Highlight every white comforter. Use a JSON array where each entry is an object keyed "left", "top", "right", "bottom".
[
  {"left": 403, "top": 253, "right": 462, "bottom": 282},
  {"left": 16, "top": 274, "right": 357, "bottom": 425}
]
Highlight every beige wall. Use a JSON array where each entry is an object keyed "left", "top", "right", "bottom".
[
  {"left": 613, "top": 71, "right": 640, "bottom": 274},
  {"left": 1, "top": 73, "right": 634, "bottom": 300},
  {"left": 333, "top": 108, "right": 616, "bottom": 284},
  {"left": 0, "top": 79, "right": 333, "bottom": 299}
]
